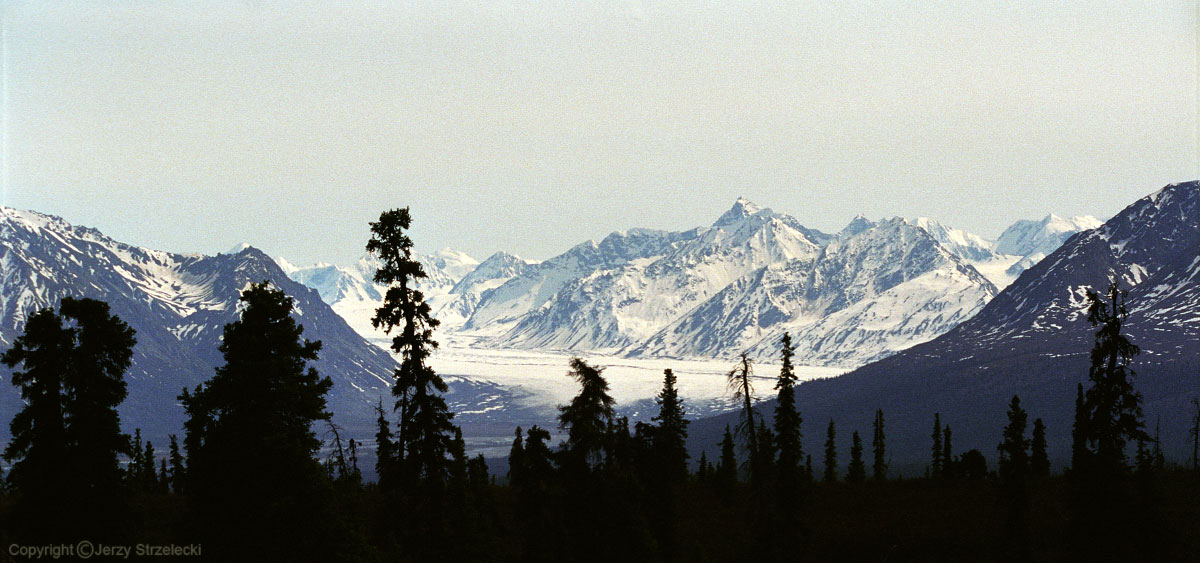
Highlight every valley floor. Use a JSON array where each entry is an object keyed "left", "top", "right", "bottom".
[{"left": 395, "top": 334, "right": 844, "bottom": 457}]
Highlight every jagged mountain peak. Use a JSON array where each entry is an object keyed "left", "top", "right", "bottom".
[
  {"left": 224, "top": 241, "right": 255, "bottom": 255},
  {"left": 712, "top": 197, "right": 767, "bottom": 228},
  {"left": 995, "top": 213, "right": 1103, "bottom": 257},
  {"left": 839, "top": 214, "right": 875, "bottom": 237}
]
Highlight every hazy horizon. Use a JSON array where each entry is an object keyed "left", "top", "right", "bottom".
[{"left": 3, "top": 1, "right": 1196, "bottom": 264}]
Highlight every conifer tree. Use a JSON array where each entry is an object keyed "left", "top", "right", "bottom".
[
  {"left": 805, "top": 454, "right": 814, "bottom": 483},
  {"left": 59, "top": 298, "right": 136, "bottom": 507},
  {"left": 652, "top": 368, "right": 689, "bottom": 482},
  {"left": 522, "top": 426, "right": 556, "bottom": 488},
  {"left": 130, "top": 428, "right": 145, "bottom": 483},
  {"left": 508, "top": 426, "right": 525, "bottom": 486},
  {"left": 368, "top": 208, "right": 457, "bottom": 487},
  {"left": 998, "top": 395, "right": 1032, "bottom": 559},
  {"left": 141, "top": 440, "right": 158, "bottom": 490},
  {"left": 1031, "top": 418, "right": 1050, "bottom": 478},
  {"left": 998, "top": 396, "right": 1029, "bottom": 483},
  {"left": 1067, "top": 283, "right": 1151, "bottom": 563},
  {"left": 179, "top": 282, "right": 339, "bottom": 561},
  {"left": 872, "top": 409, "right": 887, "bottom": 481},
  {"left": 931, "top": 413, "right": 943, "bottom": 479},
  {"left": 1071, "top": 383, "right": 1087, "bottom": 472},
  {"left": 1135, "top": 439, "right": 1152, "bottom": 475},
  {"left": 757, "top": 418, "right": 776, "bottom": 476},
  {"left": 168, "top": 434, "right": 185, "bottom": 494},
  {"left": 1190, "top": 397, "right": 1200, "bottom": 472},
  {"left": 717, "top": 425, "right": 738, "bottom": 491},
  {"left": 158, "top": 459, "right": 170, "bottom": 494},
  {"left": 773, "top": 333, "right": 804, "bottom": 495},
  {"left": 823, "top": 418, "right": 838, "bottom": 483},
  {"left": 1152, "top": 418, "right": 1165, "bottom": 471},
  {"left": 847, "top": 431, "right": 865, "bottom": 483},
  {"left": 448, "top": 428, "right": 469, "bottom": 512},
  {"left": 697, "top": 451, "right": 709, "bottom": 482},
  {"left": 727, "top": 353, "right": 761, "bottom": 484},
  {"left": 373, "top": 398, "right": 395, "bottom": 486},
  {"left": 2, "top": 308, "right": 73, "bottom": 538},
  {"left": 942, "top": 425, "right": 953, "bottom": 481},
  {"left": 4, "top": 299, "right": 137, "bottom": 540},
  {"left": 1081, "top": 282, "right": 1146, "bottom": 471},
  {"left": 558, "top": 357, "right": 615, "bottom": 472}
]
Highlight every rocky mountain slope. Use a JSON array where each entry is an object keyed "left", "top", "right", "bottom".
[
  {"left": 0, "top": 208, "right": 395, "bottom": 442},
  {"left": 689, "top": 182, "right": 1200, "bottom": 469}
]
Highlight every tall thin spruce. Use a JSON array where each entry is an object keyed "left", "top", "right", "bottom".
[
  {"left": 847, "top": 431, "right": 866, "bottom": 483},
  {"left": 872, "top": 409, "right": 887, "bottom": 481},
  {"left": 1081, "top": 282, "right": 1146, "bottom": 471},
  {"left": 823, "top": 418, "right": 838, "bottom": 483},
  {"left": 931, "top": 413, "right": 943, "bottom": 479},
  {"left": 653, "top": 368, "right": 689, "bottom": 482},
  {"left": 1190, "top": 397, "right": 1200, "bottom": 472},
  {"left": 368, "top": 208, "right": 457, "bottom": 486},
  {"left": 774, "top": 333, "right": 804, "bottom": 490}
]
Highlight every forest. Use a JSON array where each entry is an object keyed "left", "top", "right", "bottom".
[{"left": 0, "top": 208, "right": 1197, "bottom": 563}]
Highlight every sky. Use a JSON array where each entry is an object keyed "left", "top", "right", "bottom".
[{"left": 2, "top": 1, "right": 1197, "bottom": 265}]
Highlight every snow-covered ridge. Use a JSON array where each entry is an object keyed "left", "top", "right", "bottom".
[
  {"left": 0, "top": 205, "right": 402, "bottom": 442},
  {"left": 280, "top": 199, "right": 1099, "bottom": 369}
]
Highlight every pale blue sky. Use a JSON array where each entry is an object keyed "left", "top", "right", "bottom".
[{"left": 2, "top": 1, "right": 1196, "bottom": 265}]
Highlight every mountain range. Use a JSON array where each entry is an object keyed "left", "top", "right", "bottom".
[
  {"left": 0, "top": 208, "right": 509, "bottom": 445},
  {"left": 284, "top": 200, "right": 1100, "bottom": 368},
  {"left": 690, "top": 181, "right": 1200, "bottom": 470}
]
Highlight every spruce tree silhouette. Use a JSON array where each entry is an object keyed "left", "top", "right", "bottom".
[
  {"left": 998, "top": 395, "right": 1031, "bottom": 560},
  {"left": 1190, "top": 398, "right": 1200, "bottom": 472},
  {"left": 717, "top": 425, "right": 738, "bottom": 499},
  {"left": 373, "top": 397, "right": 395, "bottom": 486},
  {"left": 773, "top": 332, "right": 806, "bottom": 513},
  {"left": 558, "top": 357, "right": 615, "bottom": 473},
  {"left": 3, "top": 298, "right": 137, "bottom": 542},
  {"left": 168, "top": 434, "right": 185, "bottom": 493},
  {"left": 3, "top": 308, "right": 75, "bottom": 541},
  {"left": 59, "top": 298, "right": 137, "bottom": 534},
  {"left": 872, "top": 409, "right": 887, "bottom": 482},
  {"left": 847, "top": 431, "right": 865, "bottom": 483},
  {"left": 508, "top": 426, "right": 525, "bottom": 486},
  {"left": 930, "top": 413, "right": 943, "bottom": 479},
  {"left": 179, "top": 282, "right": 343, "bottom": 561},
  {"left": 1071, "top": 383, "right": 1086, "bottom": 473},
  {"left": 1031, "top": 418, "right": 1050, "bottom": 478},
  {"left": 1081, "top": 282, "right": 1146, "bottom": 471},
  {"left": 941, "top": 425, "right": 954, "bottom": 481},
  {"left": 1068, "top": 282, "right": 1148, "bottom": 562},
  {"left": 823, "top": 419, "right": 838, "bottom": 483},
  {"left": 652, "top": 368, "right": 689, "bottom": 482},
  {"left": 368, "top": 208, "right": 457, "bottom": 490}
]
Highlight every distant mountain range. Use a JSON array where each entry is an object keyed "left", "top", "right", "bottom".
[
  {"left": 0, "top": 208, "right": 506, "bottom": 444},
  {"left": 0, "top": 196, "right": 1123, "bottom": 462},
  {"left": 283, "top": 200, "right": 1100, "bottom": 368},
  {"left": 689, "top": 182, "right": 1200, "bottom": 471}
]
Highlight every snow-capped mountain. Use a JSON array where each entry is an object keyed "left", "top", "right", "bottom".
[
  {"left": 276, "top": 199, "right": 1098, "bottom": 370},
  {"left": 995, "top": 213, "right": 1105, "bottom": 258},
  {"left": 441, "top": 199, "right": 1094, "bottom": 367},
  {"left": 0, "top": 207, "right": 402, "bottom": 443},
  {"left": 279, "top": 249, "right": 533, "bottom": 336},
  {"left": 692, "top": 182, "right": 1200, "bottom": 467},
  {"left": 635, "top": 217, "right": 998, "bottom": 366},
  {"left": 479, "top": 200, "right": 828, "bottom": 353}
]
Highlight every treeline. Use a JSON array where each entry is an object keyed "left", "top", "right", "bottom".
[{"left": 0, "top": 209, "right": 1197, "bottom": 562}]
